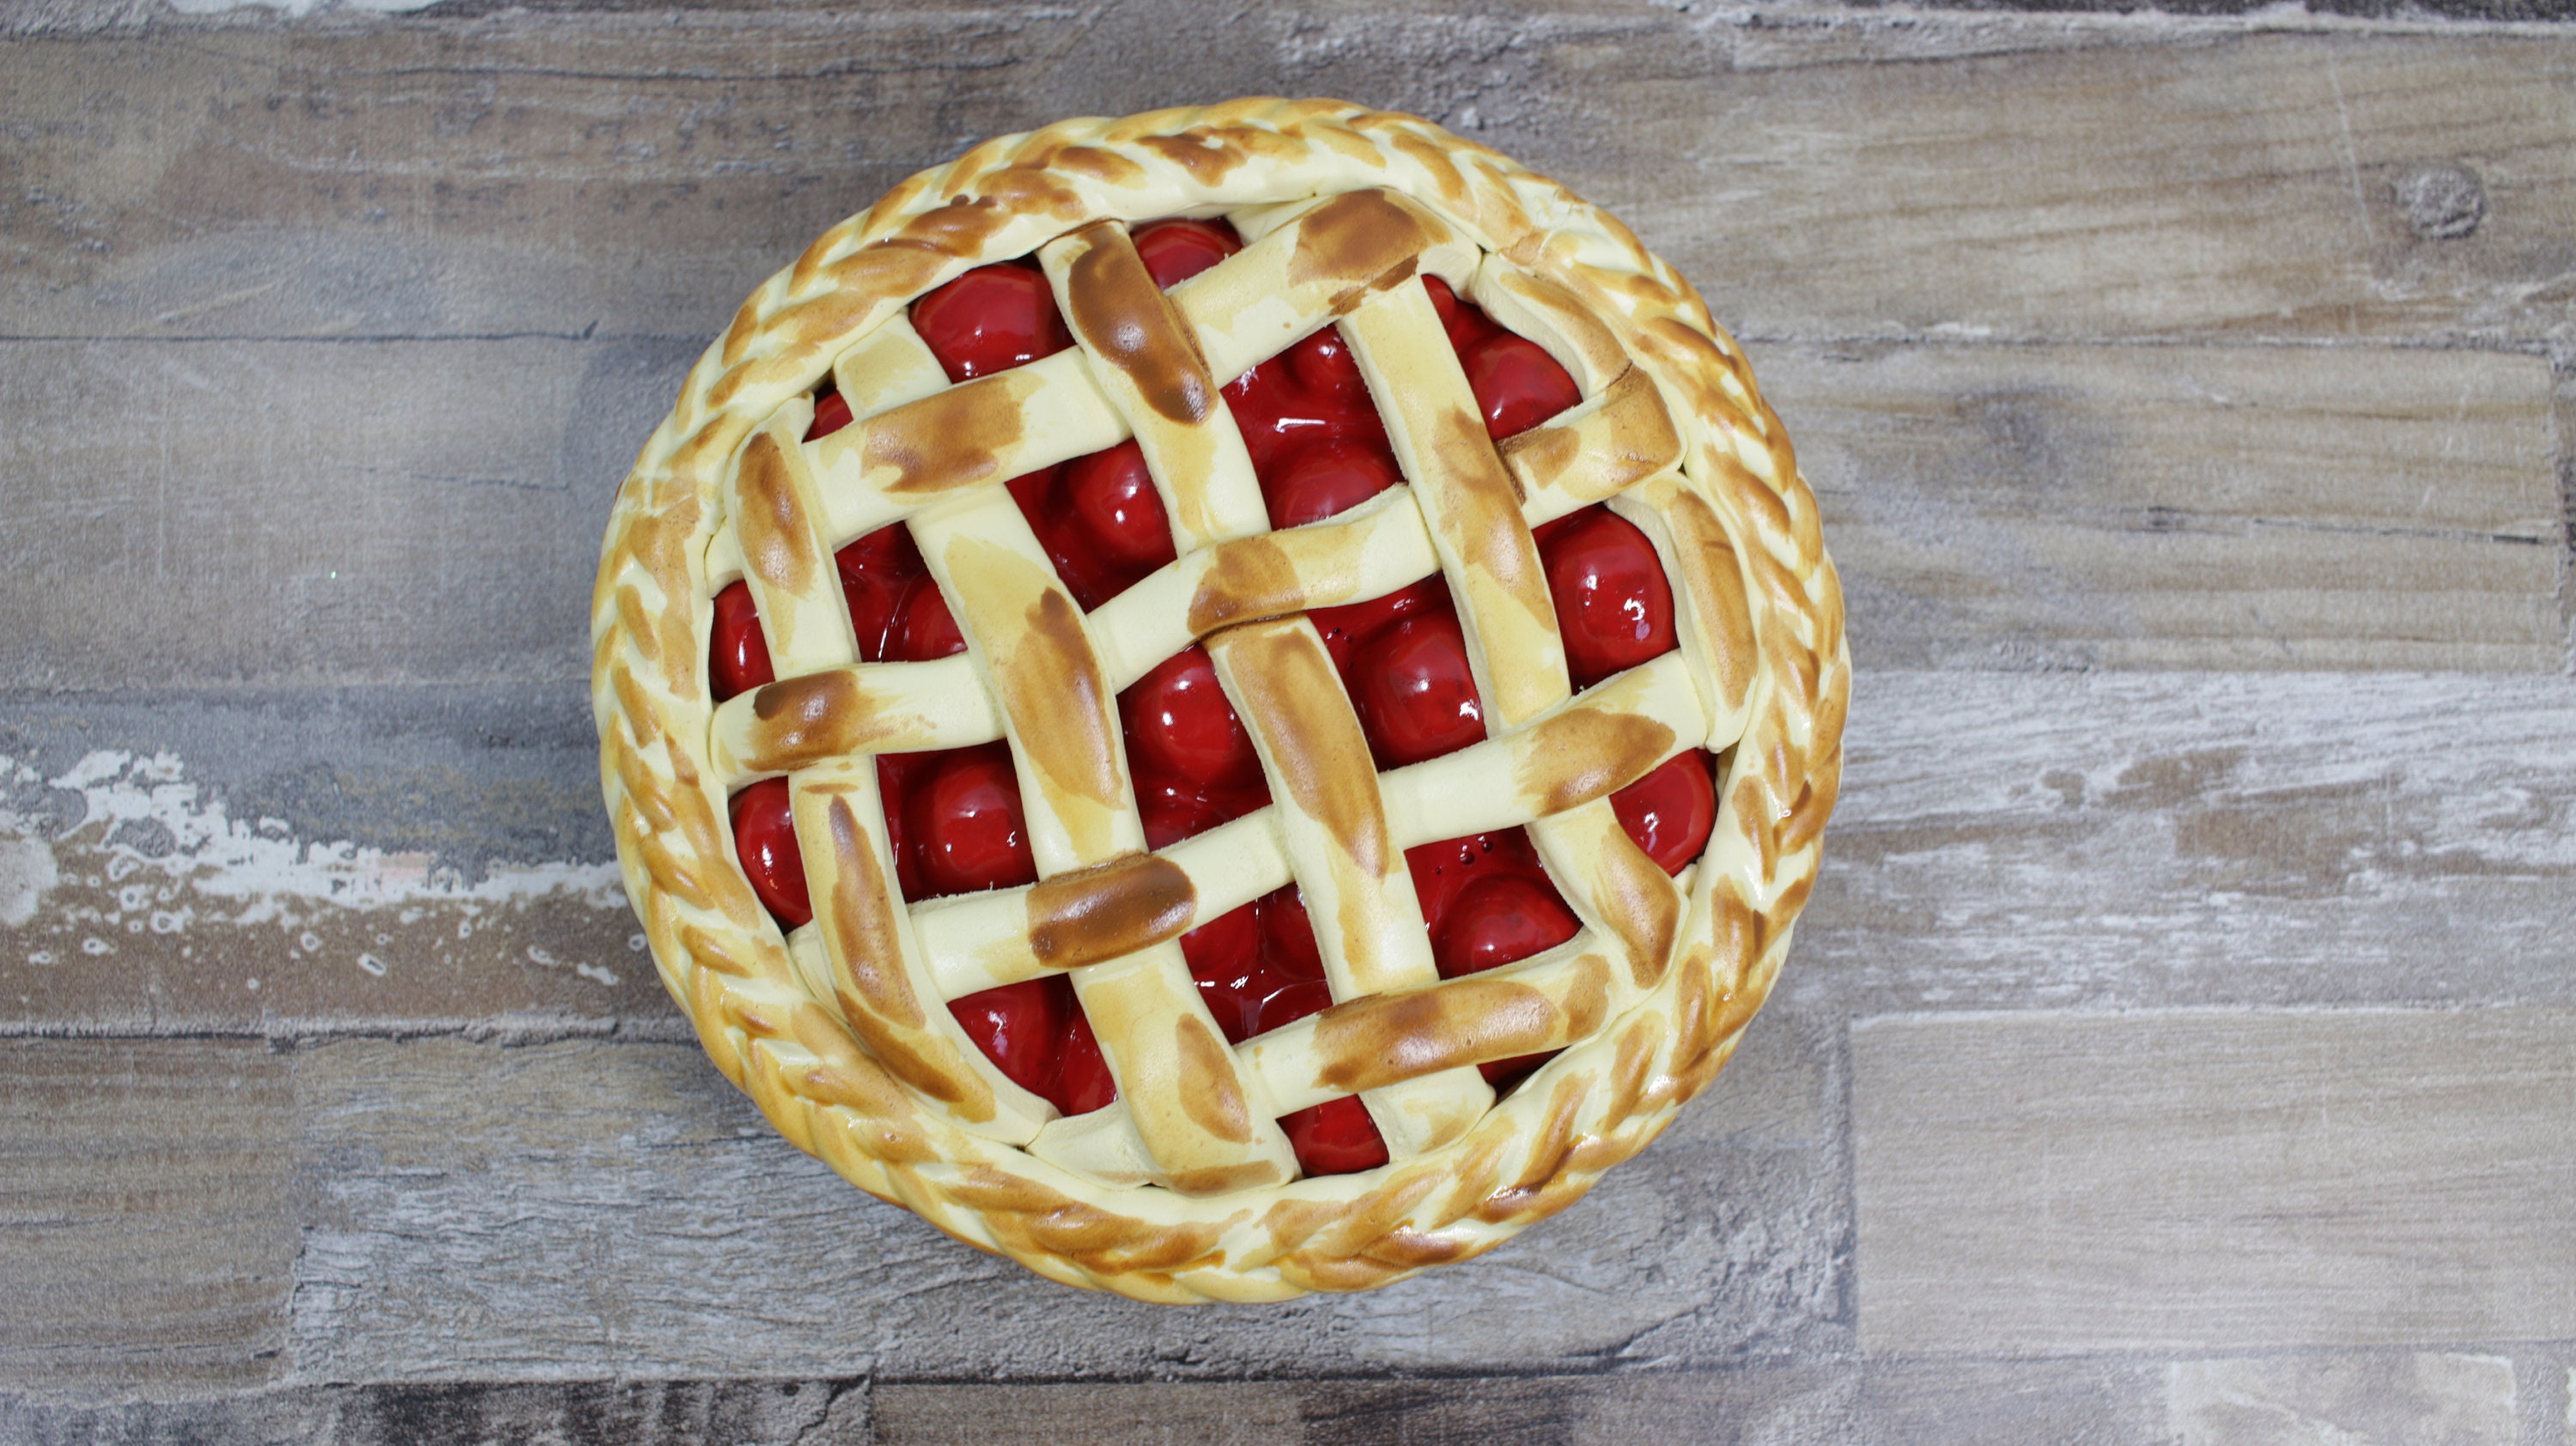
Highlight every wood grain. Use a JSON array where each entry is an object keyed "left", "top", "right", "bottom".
[
  {"left": 1, "top": 23, "right": 2567, "bottom": 347},
  {"left": 283, "top": 1022, "right": 1841, "bottom": 1379},
  {"left": 0, "top": 1378, "right": 869, "bottom": 1445},
  {"left": 1775, "top": 342, "right": 2564, "bottom": 671},
  {"left": 0, "top": 1039, "right": 293, "bottom": 1400},
  {"left": 1850, "top": 1009, "right": 2576, "bottom": 1352},
  {"left": 2166, "top": 1353, "right": 2519, "bottom": 1446},
  {"left": 1806, "top": 671, "right": 2576, "bottom": 1012}
]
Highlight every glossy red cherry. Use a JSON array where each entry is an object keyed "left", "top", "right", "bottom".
[
  {"left": 1433, "top": 872, "right": 1579, "bottom": 982},
  {"left": 1064, "top": 440, "right": 1178, "bottom": 574},
  {"left": 896, "top": 579, "right": 966, "bottom": 661},
  {"left": 1425, "top": 276, "right": 1499, "bottom": 355},
  {"left": 875, "top": 751, "right": 932, "bottom": 902},
  {"left": 1224, "top": 352, "right": 1387, "bottom": 478},
  {"left": 1465, "top": 333, "right": 1582, "bottom": 440},
  {"left": 1348, "top": 612, "right": 1485, "bottom": 768},
  {"left": 911, "top": 263, "right": 1071, "bottom": 382},
  {"left": 1181, "top": 903, "right": 1264, "bottom": 1041},
  {"left": 1121, "top": 645, "right": 1261, "bottom": 792},
  {"left": 906, "top": 742, "right": 1036, "bottom": 898},
  {"left": 709, "top": 581, "right": 775, "bottom": 702},
  {"left": 1286, "top": 325, "right": 1368, "bottom": 404},
  {"left": 1132, "top": 217, "right": 1241, "bottom": 289},
  {"left": 1540, "top": 506, "right": 1676, "bottom": 689},
  {"left": 1250, "top": 975, "right": 1334, "bottom": 1038},
  {"left": 1309, "top": 576, "right": 1446, "bottom": 676},
  {"left": 1612, "top": 750, "right": 1717, "bottom": 875},
  {"left": 837, "top": 527, "right": 921, "bottom": 664},
  {"left": 1265, "top": 437, "right": 1402, "bottom": 528},
  {"left": 949, "top": 978, "right": 1066, "bottom": 1099},
  {"left": 806, "top": 389, "right": 853, "bottom": 441},
  {"left": 1281, "top": 1095, "right": 1388, "bottom": 1176},
  {"left": 1134, "top": 775, "right": 1256, "bottom": 852},
  {"left": 1054, "top": 1003, "right": 1118, "bottom": 1115},
  {"left": 729, "top": 777, "right": 811, "bottom": 928},
  {"left": 1404, "top": 829, "right": 1541, "bottom": 939},
  {"left": 1260, "top": 886, "right": 1325, "bottom": 981}
]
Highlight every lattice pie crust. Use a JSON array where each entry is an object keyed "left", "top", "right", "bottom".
[{"left": 592, "top": 99, "right": 1847, "bottom": 1302}]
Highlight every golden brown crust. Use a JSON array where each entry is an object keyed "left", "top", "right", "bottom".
[{"left": 592, "top": 98, "right": 1846, "bottom": 1303}]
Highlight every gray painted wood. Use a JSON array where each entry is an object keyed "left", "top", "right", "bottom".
[
  {"left": 0, "top": 21, "right": 2567, "bottom": 347},
  {"left": 281, "top": 1019, "right": 1844, "bottom": 1380},
  {"left": 2166, "top": 1353, "right": 2520, "bottom": 1446},
  {"left": 1850, "top": 1009, "right": 2576, "bottom": 1353},
  {"left": 0, "top": 1039, "right": 294, "bottom": 1401}
]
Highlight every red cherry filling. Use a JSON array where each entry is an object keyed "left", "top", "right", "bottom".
[
  {"left": 1611, "top": 750, "right": 1718, "bottom": 876},
  {"left": 1538, "top": 505, "right": 1677, "bottom": 690},
  {"left": 1266, "top": 437, "right": 1402, "bottom": 529},
  {"left": 1132, "top": 217, "right": 1242, "bottom": 289},
  {"left": 908, "top": 741, "right": 1037, "bottom": 897},
  {"left": 1346, "top": 609, "right": 1485, "bottom": 769},
  {"left": 729, "top": 777, "right": 810, "bottom": 929},
  {"left": 1063, "top": 441, "right": 1179, "bottom": 574},
  {"left": 1280, "top": 1096, "right": 1390, "bottom": 1176},
  {"left": 807, "top": 389, "right": 854, "bottom": 441},
  {"left": 910, "top": 262, "right": 1072, "bottom": 383},
  {"left": 1121, "top": 645, "right": 1261, "bottom": 791},
  {"left": 710, "top": 582, "right": 775, "bottom": 702},
  {"left": 1465, "top": 333, "right": 1582, "bottom": 440}
]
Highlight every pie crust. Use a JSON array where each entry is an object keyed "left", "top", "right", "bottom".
[{"left": 592, "top": 98, "right": 1847, "bottom": 1302}]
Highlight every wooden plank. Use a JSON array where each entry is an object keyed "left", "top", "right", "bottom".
[
  {"left": 1, "top": 337, "right": 2552, "bottom": 698},
  {"left": 0, "top": 26, "right": 2568, "bottom": 345},
  {"left": 284, "top": 1022, "right": 1841, "bottom": 1379},
  {"left": 0, "top": 1038, "right": 294, "bottom": 1400},
  {"left": 1807, "top": 671, "right": 2576, "bottom": 1012},
  {"left": 2166, "top": 1353, "right": 2519, "bottom": 1446},
  {"left": 1850, "top": 1010, "right": 2576, "bottom": 1353},
  {"left": 1772, "top": 342, "right": 2563, "bottom": 671},
  {"left": 0, "top": 688, "right": 665, "bottom": 1034},
  {"left": 0, "top": 337, "right": 689, "bottom": 691},
  {"left": 872, "top": 1370, "right": 1851, "bottom": 1446},
  {"left": 0, "top": 1379, "right": 869, "bottom": 1445}
]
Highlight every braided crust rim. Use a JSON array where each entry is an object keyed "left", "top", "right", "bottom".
[{"left": 591, "top": 98, "right": 1848, "bottom": 1303}]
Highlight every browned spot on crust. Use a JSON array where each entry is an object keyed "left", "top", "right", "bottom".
[
  {"left": 1138, "top": 128, "right": 1254, "bottom": 183},
  {"left": 1662, "top": 488, "right": 1759, "bottom": 714},
  {"left": 736, "top": 432, "right": 817, "bottom": 596},
  {"left": 1426, "top": 410, "right": 1559, "bottom": 669},
  {"left": 952, "top": 1167, "right": 1236, "bottom": 1271},
  {"left": 1165, "top": 1160, "right": 1281, "bottom": 1196},
  {"left": 1288, "top": 190, "right": 1441, "bottom": 291},
  {"left": 1499, "top": 420, "right": 1583, "bottom": 490},
  {"left": 1514, "top": 708, "right": 1675, "bottom": 816},
  {"left": 1311, "top": 975, "right": 1562, "bottom": 1094},
  {"left": 1066, "top": 230, "right": 1216, "bottom": 426},
  {"left": 1591, "top": 829, "right": 1680, "bottom": 991},
  {"left": 1015, "top": 588, "right": 1122, "bottom": 811},
  {"left": 1217, "top": 626, "right": 1387, "bottom": 876},
  {"left": 1025, "top": 853, "right": 1198, "bottom": 968},
  {"left": 1479, "top": 1072, "right": 1591, "bottom": 1222},
  {"left": 741, "top": 671, "right": 890, "bottom": 772},
  {"left": 1176, "top": 1016, "right": 1253, "bottom": 1144},
  {"left": 823, "top": 798, "right": 924, "bottom": 1030},
  {"left": 1184, "top": 533, "right": 1305, "bottom": 635},
  {"left": 1499, "top": 369, "right": 1681, "bottom": 504},
  {"left": 1052, "top": 145, "right": 1148, "bottom": 186},
  {"left": 860, "top": 375, "right": 1029, "bottom": 495}
]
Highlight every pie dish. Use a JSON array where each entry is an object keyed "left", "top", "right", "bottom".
[{"left": 592, "top": 98, "right": 1846, "bottom": 1303}]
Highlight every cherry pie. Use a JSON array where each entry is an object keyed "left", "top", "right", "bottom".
[{"left": 593, "top": 100, "right": 1846, "bottom": 1301}]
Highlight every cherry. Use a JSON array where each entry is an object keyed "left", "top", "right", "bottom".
[
  {"left": 1181, "top": 903, "right": 1264, "bottom": 1040},
  {"left": 1539, "top": 506, "right": 1676, "bottom": 689},
  {"left": 910, "top": 263, "right": 1071, "bottom": 382},
  {"left": 710, "top": 580, "right": 775, "bottom": 702},
  {"left": 896, "top": 578, "right": 966, "bottom": 661},
  {"left": 876, "top": 752, "right": 929, "bottom": 902},
  {"left": 1054, "top": 1004, "right": 1118, "bottom": 1115},
  {"left": 1281, "top": 1095, "right": 1388, "bottom": 1176},
  {"left": 1286, "top": 325, "right": 1368, "bottom": 404},
  {"left": 1063, "top": 440, "right": 1178, "bottom": 574},
  {"left": 1611, "top": 750, "right": 1717, "bottom": 875},
  {"left": 1133, "top": 774, "right": 1266, "bottom": 851},
  {"left": 1404, "top": 829, "right": 1542, "bottom": 940},
  {"left": 906, "top": 742, "right": 1036, "bottom": 898},
  {"left": 1309, "top": 576, "right": 1446, "bottom": 676},
  {"left": 1265, "top": 437, "right": 1402, "bottom": 528},
  {"left": 949, "top": 978, "right": 1066, "bottom": 1100},
  {"left": 1131, "top": 217, "right": 1242, "bottom": 289},
  {"left": 1424, "top": 276, "right": 1498, "bottom": 355},
  {"left": 1432, "top": 872, "right": 1579, "bottom": 981},
  {"left": 1121, "top": 645, "right": 1261, "bottom": 792},
  {"left": 728, "top": 777, "right": 811, "bottom": 928},
  {"left": 1260, "top": 886, "right": 1325, "bottom": 982},
  {"left": 1347, "top": 611, "right": 1485, "bottom": 768},
  {"left": 1465, "top": 333, "right": 1582, "bottom": 440},
  {"left": 1224, "top": 354, "right": 1386, "bottom": 479},
  {"left": 806, "top": 389, "right": 854, "bottom": 441}
]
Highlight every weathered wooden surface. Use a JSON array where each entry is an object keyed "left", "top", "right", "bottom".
[
  {"left": 2, "top": 1, "right": 2571, "bottom": 1441},
  {"left": 1852, "top": 1009, "right": 2576, "bottom": 1352}
]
